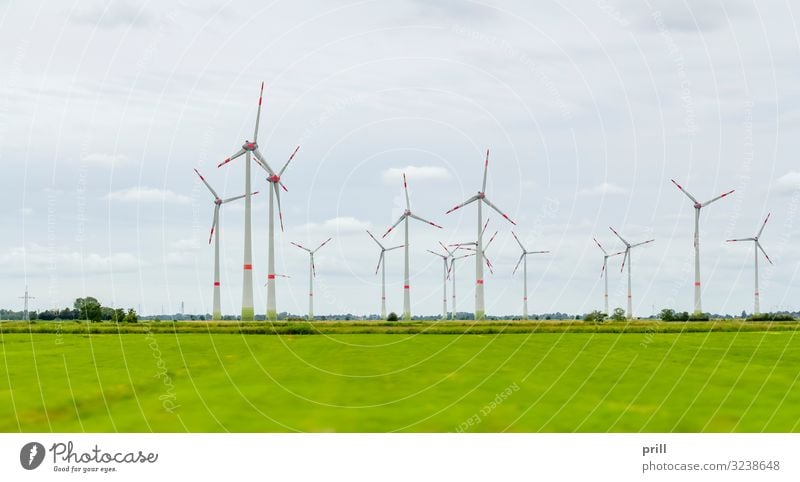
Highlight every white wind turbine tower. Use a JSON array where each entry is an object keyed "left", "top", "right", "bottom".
[
  {"left": 291, "top": 238, "right": 333, "bottom": 320},
  {"left": 253, "top": 145, "right": 300, "bottom": 321},
  {"left": 366, "top": 230, "right": 403, "bottom": 319},
  {"left": 726, "top": 213, "right": 773, "bottom": 315},
  {"left": 609, "top": 227, "right": 655, "bottom": 319},
  {"left": 194, "top": 168, "right": 251, "bottom": 320},
  {"left": 451, "top": 219, "right": 499, "bottom": 319},
  {"left": 511, "top": 231, "right": 549, "bottom": 321},
  {"left": 382, "top": 173, "right": 443, "bottom": 321},
  {"left": 446, "top": 150, "right": 516, "bottom": 320},
  {"left": 427, "top": 245, "right": 451, "bottom": 320},
  {"left": 671, "top": 179, "right": 735, "bottom": 314},
  {"left": 593, "top": 238, "right": 625, "bottom": 315},
  {"left": 216, "top": 82, "right": 268, "bottom": 321}
]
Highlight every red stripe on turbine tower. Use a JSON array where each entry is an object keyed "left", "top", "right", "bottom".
[
  {"left": 476, "top": 279, "right": 484, "bottom": 285},
  {"left": 694, "top": 281, "right": 700, "bottom": 286},
  {"left": 403, "top": 285, "right": 410, "bottom": 289},
  {"left": 268, "top": 274, "right": 275, "bottom": 279},
  {"left": 244, "top": 264, "right": 253, "bottom": 270},
  {"left": 214, "top": 282, "right": 220, "bottom": 286}
]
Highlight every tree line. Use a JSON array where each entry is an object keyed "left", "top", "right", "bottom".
[{"left": 2, "top": 297, "right": 138, "bottom": 323}]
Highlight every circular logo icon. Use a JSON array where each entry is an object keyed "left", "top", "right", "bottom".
[{"left": 20, "top": 442, "right": 45, "bottom": 470}]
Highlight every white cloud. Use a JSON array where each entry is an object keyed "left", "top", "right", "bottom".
[
  {"left": 72, "top": 1, "right": 153, "bottom": 29},
  {"left": 775, "top": 172, "right": 800, "bottom": 195},
  {"left": 107, "top": 187, "right": 192, "bottom": 204},
  {"left": 382, "top": 166, "right": 451, "bottom": 184},
  {"left": 577, "top": 182, "right": 627, "bottom": 196},
  {"left": 82, "top": 152, "right": 127, "bottom": 166},
  {"left": 0, "top": 245, "right": 142, "bottom": 276}
]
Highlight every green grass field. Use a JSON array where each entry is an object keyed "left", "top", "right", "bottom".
[{"left": 2, "top": 323, "right": 799, "bottom": 432}]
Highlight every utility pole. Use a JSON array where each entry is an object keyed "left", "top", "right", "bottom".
[{"left": 19, "top": 286, "right": 35, "bottom": 321}]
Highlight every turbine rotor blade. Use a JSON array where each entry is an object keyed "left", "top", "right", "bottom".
[
  {"left": 403, "top": 173, "right": 410, "bottom": 210},
  {"left": 208, "top": 205, "right": 219, "bottom": 245},
  {"left": 194, "top": 168, "right": 220, "bottom": 199},
  {"left": 253, "top": 148, "right": 276, "bottom": 175},
  {"left": 386, "top": 245, "right": 404, "bottom": 251},
  {"left": 439, "top": 241, "right": 453, "bottom": 256},
  {"left": 593, "top": 237, "right": 607, "bottom": 255},
  {"left": 382, "top": 214, "right": 407, "bottom": 237},
  {"left": 701, "top": 189, "right": 735, "bottom": 207},
  {"left": 512, "top": 253, "right": 524, "bottom": 275},
  {"left": 484, "top": 231, "right": 498, "bottom": 250},
  {"left": 511, "top": 231, "right": 526, "bottom": 251},
  {"left": 253, "top": 81, "right": 264, "bottom": 142},
  {"left": 366, "top": 230, "right": 384, "bottom": 249},
  {"left": 291, "top": 241, "right": 310, "bottom": 252},
  {"left": 608, "top": 226, "right": 629, "bottom": 246},
  {"left": 426, "top": 249, "right": 446, "bottom": 259},
  {"left": 482, "top": 149, "right": 489, "bottom": 193},
  {"left": 273, "top": 183, "right": 285, "bottom": 231},
  {"left": 620, "top": 249, "right": 629, "bottom": 272},
  {"left": 279, "top": 145, "right": 300, "bottom": 177},
  {"left": 630, "top": 239, "right": 655, "bottom": 249},
  {"left": 482, "top": 196, "right": 516, "bottom": 225},
  {"left": 409, "top": 213, "right": 443, "bottom": 229},
  {"left": 221, "top": 192, "right": 251, "bottom": 204},
  {"left": 313, "top": 237, "right": 333, "bottom": 253},
  {"left": 757, "top": 212, "right": 771, "bottom": 238},
  {"left": 757, "top": 241, "right": 773, "bottom": 265},
  {"left": 445, "top": 195, "right": 479, "bottom": 214},
  {"left": 670, "top": 179, "right": 698, "bottom": 203},
  {"left": 726, "top": 238, "right": 754, "bottom": 242},
  {"left": 375, "top": 251, "right": 384, "bottom": 275},
  {"left": 217, "top": 149, "right": 246, "bottom": 168}
]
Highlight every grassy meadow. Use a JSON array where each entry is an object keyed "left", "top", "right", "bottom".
[{"left": 1, "top": 320, "right": 799, "bottom": 432}]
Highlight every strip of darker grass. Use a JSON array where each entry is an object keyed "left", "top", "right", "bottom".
[{"left": 1, "top": 319, "right": 798, "bottom": 336}]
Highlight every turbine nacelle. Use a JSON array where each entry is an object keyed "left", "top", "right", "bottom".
[
  {"left": 243, "top": 141, "right": 257, "bottom": 151},
  {"left": 694, "top": 202, "right": 702, "bottom": 209},
  {"left": 477, "top": 191, "right": 485, "bottom": 199},
  {"left": 268, "top": 174, "right": 281, "bottom": 183}
]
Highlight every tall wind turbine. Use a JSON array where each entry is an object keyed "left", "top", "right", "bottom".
[
  {"left": 727, "top": 213, "right": 773, "bottom": 315},
  {"left": 367, "top": 230, "right": 403, "bottom": 319},
  {"left": 427, "top": 246, "right": 451, "bottom": 320},
  {"left": 511, "top": 232, "right": 549, "bottom": 320},
  {"left": 593, "top": 237, "right": 625, "bottom": 315},
  {"left": 609, "top": 227, "right": 654, "bottom": 319},
  {"left": 445, "top": 150, "right": 516, "bottom": 320},
  {"left": 194, "top": 168, "right": 251, "bottom": 320},
  {"left": 671, "top": 179, "right": 735, "bottom": 314},
  {"left": 447, "top": 250, "right": 475, "bottom": 320},
  {"left": 291, "top": 238, "right": 333, "bottom": 320},
  {"left": 216, "top": 82, "right": 268, "bottom": 321},
  {"left": 254, "top": 145, "right": 300, "bottom": 321},
  {"left": 382, "top": 173, "right": 443, "bottom": 321}
]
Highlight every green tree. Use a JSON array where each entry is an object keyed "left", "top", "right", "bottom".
[
  {"left": 124, "top": 308, "right": 138, "bottom": 323},
  {"left": 387, "top": 312, "right": 399, "bottom": 322},
  {"left": 112, "top": 308, "right": 126, "bottom": 323},
  {"left": 584, "top": 310, "right": 607, "bottom": 323},
  {"left": 659, "top": 308, "right": 675, "bottom": 321},
  {"left": 610, "top": 307, "right": 627, "bottom": 321},
  {"left": 74, "top": 297, "right": 102, "bottom": 322}
]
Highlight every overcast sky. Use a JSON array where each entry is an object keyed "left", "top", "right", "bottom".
[{"left": 2, "top": 0, "right": 799, "bottom": 317}]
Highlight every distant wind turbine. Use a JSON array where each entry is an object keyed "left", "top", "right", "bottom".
[
  {"left": 609, "top": 227, "right": 655, "bottom": 319},
  {"left": 727, "top": 213, "right": 773, "bottom": 315},
  {"left": 291, "top": 238, "right": 333, "bottom": 321},
  {"left": 511, "top": 231, "right": 549, "bottom": 320},
  {"left": 593, "top": 237, "right": 625, "bottom": 315},
  {"left": 367, "top": 230, "right": 403, "bottom": 319}
]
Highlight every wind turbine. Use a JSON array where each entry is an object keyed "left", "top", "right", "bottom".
[
  {"left": 194, "top": 168, "right": 251, "bottom": 320},
  {"left": 511, "top": 232, "right": 549, "bottom": 320},
  {"left": 445, "top": 150, "right": 516, "bottom": 319},
  {"left": 671, "top": 179, "right": 735, "bottom": 314},
  {"left": 609, "top": 227, "right": 654, "bottom": 319},
  {"left": 367, "top": 230, "right": 403, "bottom": 319},
  {"left": 427, "top": 245, "right": 451, "bottom": 320},
  {"left": 291, "top": 238, "right": 333, "bottom": 320},
  {"left": 447, "top": 249, "right": 475, "bottom": 320},
  {"left": 382, "top": 173, "right": 443, "bottom": 321},
  {"left": 215, "top": 82, "right": 268, "bottom": 321},
  {"left": 451, "top": 219, "right": 499, "bottom": 320},
  {"left": 254, "top": 145, "right": 300, "bottom": 321},
  {"left": 593, "top": 238, "right": 625, "bottom": 315},
  {"left": 726, "top": 213, "right": 773, "bottom": 315}
]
